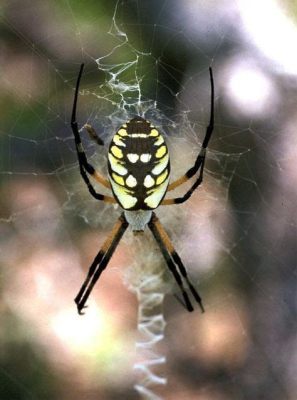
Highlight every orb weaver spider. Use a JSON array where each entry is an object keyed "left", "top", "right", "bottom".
[{"left": 71, "top": 64, "right": 214, "bottom": 315}]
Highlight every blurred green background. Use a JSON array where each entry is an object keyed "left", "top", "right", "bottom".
[{"left": 1, "top": 1, "right": 297, "bottom": 399}]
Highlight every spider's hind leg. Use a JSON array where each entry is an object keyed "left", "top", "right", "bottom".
[
  {"left": 75, "top": 214, "right": 128, "bottom": 314},
  {"left": 148, "top": 213, "right": 204, "bottom": 313},
  {"left": 170, "top": 249, "right": 204, "bottom": 312}
]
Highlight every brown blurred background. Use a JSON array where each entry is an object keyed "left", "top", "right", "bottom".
[{"left": 0, "top": 1, "right": 297, "bottom": 399}]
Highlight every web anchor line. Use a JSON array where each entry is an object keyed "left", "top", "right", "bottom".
[{"left": 134, "top": 278, "right": 167, "bottom": 400}]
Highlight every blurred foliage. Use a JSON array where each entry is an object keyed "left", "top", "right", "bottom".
[
  {"left": 284, "top": 0, "right": 297, "bottom": 22},
  {"left": 0, "top": 314, "right": 59, "bottom": 400}
]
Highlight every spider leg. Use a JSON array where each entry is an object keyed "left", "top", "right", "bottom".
[
  {"left": 71, "top": 63, "right": 112, "bottom": 196},
  {"left": 83, "top": 124, "right": 104, "bottom": 146},
  {"left": 169, "top": 243, "right": 205, "bottom": 312},
  {"left": 75, "top": 213, "right": 128, "bottom": 314},
  {"left": 165, "top": 67, "right": 214, "bottom": 199},
  {"left": 161, "top": 156, "right": 205, "bottom": 205},
  {"left": 148, "top": 213, "right": 204, "bottom": 313}
]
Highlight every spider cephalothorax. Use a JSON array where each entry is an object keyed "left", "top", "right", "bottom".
[{"left": 71, "top": 63, "right": 214, "bottom": 315}]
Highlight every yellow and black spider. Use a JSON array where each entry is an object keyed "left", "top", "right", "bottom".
[{"left": 71, "top": 64, "right": 214, "bottom": 315}]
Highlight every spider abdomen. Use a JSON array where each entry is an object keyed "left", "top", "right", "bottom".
[{"left": 108, "top": 116, "right": 170, "bottom": 210}]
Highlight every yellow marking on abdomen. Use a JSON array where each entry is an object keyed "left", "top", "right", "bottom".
[
  {"left": 144, "top": 178, "right": 169, "bottom": 209},
  {"left": 112, "top": 173, "right": 125, "bottom": 186},
  {"left": 152, "top": 153, "right": 169, "bottom": 175},
  {"left": 108, "top": 153, "right": 128, "bottom": 176},
  {"left": 113, "top": 135, "right": 126, "bottom": 147},
  {"left": 109, "top": 180, "right": 137, "bottom": 209},
  {"left": 156, "top": 145, "right": 167, "bottom": 158},
  {"left": 150, "top": 129, "right": 159, "bottom": 137},
  {"left": 156, "top": 169, "right": 168, "bottom": 185},
  {"left": 154, "top": 136, "right": 164, "bottom": 146},
  {"left": 118, "top": 128, "right": 128, "bottom": 136},
  {"left": 111, "top": 145, "right": 123, "bottom": 159}
]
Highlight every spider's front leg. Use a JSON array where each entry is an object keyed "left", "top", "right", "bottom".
[
  {"left": 71, "top": 63, "right": 113, "bottom": 198},
  {"left": 162, "top": 67, "right": 214, "bottom": 205}
]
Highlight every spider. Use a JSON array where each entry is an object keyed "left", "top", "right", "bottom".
[{"left": 71, "top": 63, "right": 214, "bottom": 315}]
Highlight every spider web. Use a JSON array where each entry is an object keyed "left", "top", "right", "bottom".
[{"left": 0, "top": 1, "right": 296, "bottom": 399}]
